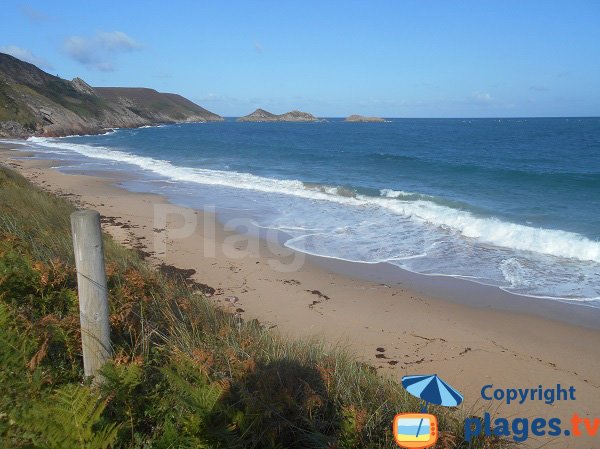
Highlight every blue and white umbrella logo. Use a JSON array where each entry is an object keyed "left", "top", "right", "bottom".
[{"left": 402, "top": 374, "right": 464, "bottom": 408}]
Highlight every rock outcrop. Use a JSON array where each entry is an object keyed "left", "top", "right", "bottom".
[
  {"left": 344, "top": 114, "right": 385, "bottom": 122},
  {"left": 0, "top": 52, "right": 223, "bottom": 138},
  {"left": 71, "top": 77, "right": 96, "bottom": 96},
  {"left": 237, "top": 108, "right": 277, "bottom": 122},
  {"left": 238, "top": 108, "right": 318, "bottom": 122}
]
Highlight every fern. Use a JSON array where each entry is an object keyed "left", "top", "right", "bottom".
[
  {"left": 23, "top": 385, "right": 120, "bottom": 449},
  {"left": 161, "top": 365, "right": 223, "bottom": 420},
  {"left": 0, "top": 302, "right": 45, "bottom": 445},
  {"left": 101, "top": 362, "right": 143, "bottom": 396},
  {"left": 151, "top": 361, "right": 231, "bottom": 448},
  {"left": 0, "top": 303, "right": 35, "bottom": 390}
]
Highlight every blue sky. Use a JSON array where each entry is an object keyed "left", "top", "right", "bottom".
[{"left": 1, "top": 0, "right": 599, "bottom": 117}]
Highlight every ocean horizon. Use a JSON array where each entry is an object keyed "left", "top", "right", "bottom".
[{"left": 22, "top": 117, "right": 600, "bottom": 306}]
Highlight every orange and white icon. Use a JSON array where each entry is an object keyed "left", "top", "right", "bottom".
[{"left": 393, "top": 413, "right": 438, "bottom": 448}]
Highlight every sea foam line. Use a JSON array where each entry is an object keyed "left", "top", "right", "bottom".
[{"left": 27, "top": 137, "right": 600, "bottom": 264}]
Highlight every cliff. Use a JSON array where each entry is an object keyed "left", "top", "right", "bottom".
[
  {"left": 94, "top": 88, "right": 223, "bottom": 124},
  {"left": 237, "top": 108, "right": 318, "bottom": 122},
  {"left": 0, "top": 52, "right": 222, "bottom": 138},
  {"left": 344, "top": 114, "right": 385, "bottom": 122}
]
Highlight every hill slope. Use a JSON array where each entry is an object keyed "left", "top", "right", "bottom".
[
  {"left": 95, "top": 87, "right": 222, "bottom": 123},
  {"left": 0, "top": 52, "right": 222, "bottom": 138},
  {"left": 237, "top": 108, "right": 318, "bottom": 122}
]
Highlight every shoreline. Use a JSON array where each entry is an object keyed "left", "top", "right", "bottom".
[
  {"left": 17, "top": 137, "right": 600, "bottom": 329},
  {"left": 2, "top": 143, "right": 599, "bottom": 447},
  {"left": 19, "top": 124, "right": 600, "bottom": 309},
  {"left": 305, "top": 255, "right": 600, "bottom": 329},
  {"left": 215, "top": 207, "right": 600, "bottom": 330}
]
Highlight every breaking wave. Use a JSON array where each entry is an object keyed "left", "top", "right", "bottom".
[{"left": 27, "top": 137, "right": 600, "bottom": 264}]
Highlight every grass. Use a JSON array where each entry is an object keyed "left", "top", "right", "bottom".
[
  {"left": 0, "top": 165, "right": 514, "bottom": 448},
  {"left": 29, "top": 78, "right": 105, "bottom": 119},
  {"left": 0, "top": 81, "right": 38, "bottom": 128}
]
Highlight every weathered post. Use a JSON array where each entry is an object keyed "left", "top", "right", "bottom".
[{"left": 70, "top": 210, "right": 111, "bottom": 381}]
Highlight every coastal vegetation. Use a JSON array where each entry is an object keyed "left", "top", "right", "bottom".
[{"left": 0, "top": 165, "right": 512, "bottom": 448}]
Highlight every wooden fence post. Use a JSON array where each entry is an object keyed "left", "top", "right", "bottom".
[{"left": 70, "top": 210, "right": 111, "bottom": 381}]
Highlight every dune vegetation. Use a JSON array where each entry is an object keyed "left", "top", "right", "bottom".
[{"left": 0, "top": 165, "right": 511, "bottom": 448}]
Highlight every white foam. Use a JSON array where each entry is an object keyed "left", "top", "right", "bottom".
[
  {"left": 500, "top": 258, "right": 530, "bottom": 287},
  {"left": 27, "top": 137, "right": 600, "bottom": 264},
  {"left": 380, "top": 188, "right": 414, "bottom": 198}
]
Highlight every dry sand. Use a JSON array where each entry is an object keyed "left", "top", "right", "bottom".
[{"left": 2, "top": 144, "right": 599, "bottom": 448}]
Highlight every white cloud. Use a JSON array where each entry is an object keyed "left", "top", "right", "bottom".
[
  {"left": 470, "top": 91, "right": 494, "bottom": 105},
  {"left": 0, "top": 45, "right": 53, "bottom": 69},
  {"left": 63, "top": 31, "right": 141, "bottom": 71},
  {"left": 96, "top": 31, "right": 140, "bottom": 51}
]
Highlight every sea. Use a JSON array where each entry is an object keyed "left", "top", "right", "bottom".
[{"left": 22, "top": 117, "right": 600, "bottom": 306}]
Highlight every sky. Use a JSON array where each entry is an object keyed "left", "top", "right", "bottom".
[{"left": 1, "top": 0, "right": 599, "bottom": 117}]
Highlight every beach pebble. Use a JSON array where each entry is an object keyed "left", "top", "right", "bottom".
[{"left": 225, "top": 295, "right": 239, "bottom": 304}]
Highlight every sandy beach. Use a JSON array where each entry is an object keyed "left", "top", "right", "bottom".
[{"left": 2, "top": 143, "right": 599, "bottom": 448}]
